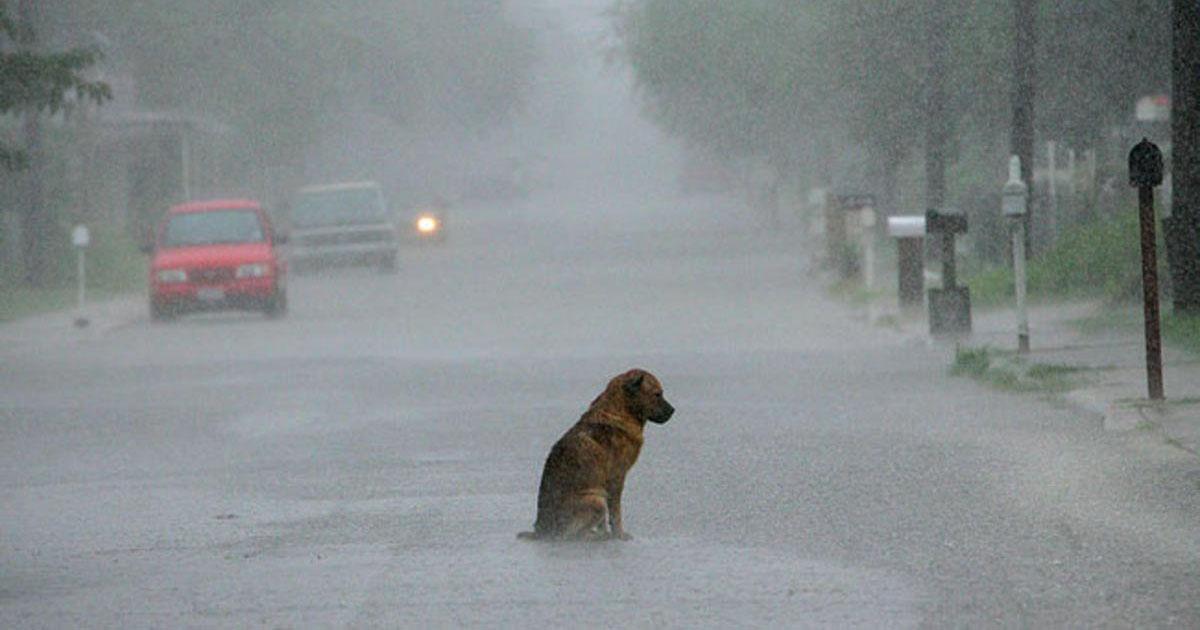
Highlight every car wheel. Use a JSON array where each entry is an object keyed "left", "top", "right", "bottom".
[
  {"left": 149, "top": 301, "right": 176, "bottom": 322},
  {"left": 264, "top": 290, "right": 288, "bottom": 319}
]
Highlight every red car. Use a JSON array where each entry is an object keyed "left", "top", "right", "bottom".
[{"left": 146, "top": 199, "right": 288, "bottom": 321}]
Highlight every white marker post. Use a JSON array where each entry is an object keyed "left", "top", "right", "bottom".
[
  {"left": 1002, "top": 156, "right": 1030, "bottom": 353},
  {"left": 861, "top": 205, "right": 876, "bottom": 292},
  {"left": 72, "top": 224, "right": 90, "bottom": 328}
]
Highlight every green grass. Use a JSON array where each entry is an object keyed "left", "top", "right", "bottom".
[
  {"left": 1070, "top": 308, "right": 1141, "bottom": 335},
  {"left": 950, "top": 346, "right": 992, "bottom": 378},
  {"left": 967, "top": 211, "right": 1149, "bottom": 308},
  {"left": 827, "top": 278, "right": 889, "bottom": 307},
  {"left": 0, "top": 224, "right": 145, "bottom": 322},
  {"left": 873, "top": 313, "right": 902, "bottom": 330},
  {"left": 951, "top": 345, "right": 1087, "bottom": 393},
  {"left": 1164, "top": 312, "right": 1200, "bottom": 356},
  {"left": 965, "top": 266, "right": 1017, "bottom": 308},
  {"left": 1071, "top": 307, "right": 1200, "bottom": 356},
  {"left": 0, "top": 286, "right": 77, "bottom": 322}
]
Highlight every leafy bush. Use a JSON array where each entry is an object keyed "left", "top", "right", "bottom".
[
  {"left": 1164, "top": 312, "right": 1200, "bottom": 356},
  {"left": 968, "top": 211, "right": 1149, "bottom": 307},
  {"left": 1026, "top": 210, "right": 1142, "bottom": 299}
]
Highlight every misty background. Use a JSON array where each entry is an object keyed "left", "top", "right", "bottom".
[
  {"left": 0, "top": 0, "right": 1179, "bottom": 303},
  {"left": 3, "top": 3, "right": 1200, "bottom": 627}
]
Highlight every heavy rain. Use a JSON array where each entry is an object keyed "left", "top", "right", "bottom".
[{"left": 2, "top": 0, "right": 1200, "bottom": 627}]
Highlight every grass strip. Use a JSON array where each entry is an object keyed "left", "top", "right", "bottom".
[{"left": 951, "top": 345, "right": 1087, "bottom": 393}]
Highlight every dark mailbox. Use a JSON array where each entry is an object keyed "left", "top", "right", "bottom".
[
  {"left": 925, "top": 208, "right": 967, "bottom": 235},
  {"left": 1128, "top": 138, "right": 1163, "bottom": 188},
  {"left": 925, "top": 208, "right": 970, "bottom": 334}
]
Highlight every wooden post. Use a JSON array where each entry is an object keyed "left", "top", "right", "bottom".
[{"left": 1138, "top": 185, "right": 1165, "bottom": 400}]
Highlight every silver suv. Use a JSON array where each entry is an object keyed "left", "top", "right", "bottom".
[{"left": 287, "top": 182, "right": 399, "bottom": 272}]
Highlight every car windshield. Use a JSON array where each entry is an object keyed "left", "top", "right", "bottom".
[
  {"left": 291, "top": 188, "right": 385, "bottom": 228},
  {"left": 163, "top": 210, "right": 264, "bottom": 247}
]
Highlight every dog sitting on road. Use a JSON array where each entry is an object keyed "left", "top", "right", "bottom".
[{"left": 518, "top": 369, "right": 674, "bottom": 541}]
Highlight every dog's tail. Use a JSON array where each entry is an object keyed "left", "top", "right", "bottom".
[{"left": 517, "top": 530, "right": 542, "bottom": 541}]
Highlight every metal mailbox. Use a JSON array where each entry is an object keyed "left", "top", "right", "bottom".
[
  {"left": 925, "top": 208, "right": 967, "bottom": 235},
  {"left": 887, "top": 216, "right": 926, "bottom": 239},
  {"left": 1128, "top": 138, "right": 1164, "bottom": 188},
  {"left": 1002, "top": 156, "right": 1028, "bottom": 218}
]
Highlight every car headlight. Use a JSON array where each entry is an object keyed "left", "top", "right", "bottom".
[
  {"left": 416, "top": 216, "right": 438, "bottom": 233},
  {"left": 235, "top": 263, "right": 269, "bottom": 278},
  {"left": 156, "top": 269, "right": 187, "bottom": 283}
]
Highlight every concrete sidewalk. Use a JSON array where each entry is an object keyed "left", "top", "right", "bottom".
[
  {"left": 941, "top": 301, "right": 1200, "bottom": 456},
  {"left": 0, "top": 294, "right": 145, "bottom": 352}
]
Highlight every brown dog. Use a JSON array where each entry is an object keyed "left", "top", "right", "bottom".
[{"left": 518, "top": 369, "right": 674, "bottom": 541}]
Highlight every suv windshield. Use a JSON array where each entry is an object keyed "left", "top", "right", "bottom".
[
  {"left": 163, "top": 210, "right": 264, "bottom": 247},
  {"left": 291, "top": 188, "right": 386, "bottom": 228}
]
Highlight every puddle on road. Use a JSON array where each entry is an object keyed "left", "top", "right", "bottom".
[{"left": 359, "top": 535, "right": 924, "bottom": 627}]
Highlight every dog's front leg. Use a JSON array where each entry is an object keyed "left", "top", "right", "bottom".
[{"left": 608, "top": 480, "right": 632, "bottom": 541}]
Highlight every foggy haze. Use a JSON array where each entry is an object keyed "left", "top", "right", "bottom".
[
  {"left": 2, "top": 1, "right": 1200, "bottom": 628},
  {"left": 303, "top": 0, "right": 687, "bottom": 230}
]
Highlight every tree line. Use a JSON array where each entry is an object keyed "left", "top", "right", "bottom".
[
  {"left": 2, "top": 0, "right": 536, "bottom": 287},
  {"left": 615, "top": 0, "right": 1171, "bottom": 215}
]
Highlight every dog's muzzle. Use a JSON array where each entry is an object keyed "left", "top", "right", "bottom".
[{"left": 649, "top": 402, "right": 674, "bottom": 424}]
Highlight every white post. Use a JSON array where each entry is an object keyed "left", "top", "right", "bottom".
[
  {"left": 181, "top": 128, "right": 192, "bottom": 201},
  {"left": 1047, "top": 140, "right": 1058, "bottom": 243},
  {"left": 861, "top": 207, "right": 876, "bottom": 292},
  {"left": 77, "top": 247, "right": 86, "bottom": 311},
  {"left": 71, "top": 224, "right": 90, "bottom": 328},
  {"left": 1003, "top": 156, "right": 1030, "bottom": 353},
  {"left": 1066, "top": 148, "right": 1077, "bottom": 208},
  {"left": 1085, "top": 149, "right": 1097, "bottom": 197}
]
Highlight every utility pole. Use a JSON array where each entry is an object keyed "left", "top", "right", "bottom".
[
  {"left": 1169, "top": 0, "right": 1200, "bottom": 314},
  {"left": 926, "top": 0, "right": 948, "bottom": 213},
  {"left": 1011, "top": 0, "right": 1036, "bottom": 260}
]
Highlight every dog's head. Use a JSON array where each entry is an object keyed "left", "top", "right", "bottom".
[{"left": 615, "top": 369, "right": 674, "bottom": 425}]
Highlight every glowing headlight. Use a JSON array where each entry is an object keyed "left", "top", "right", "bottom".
[
  {"left": 416, "top": 216, "right": 438, "bottom": 233},
  {"left": 156, "top": 269, "right": 187, "bottom": 283},
  {"left": 235, "top": 263, "right": 269, "bottom": 278}
]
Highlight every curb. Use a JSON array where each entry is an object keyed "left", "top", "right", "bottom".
[
  {"left": 813, "top": 265, "right": 1200, "bottom": 458},
  {"left": 0, "top": 294, "right": 145, "bottom": 349},
  {"left": 1063, "top": 388, "right": 1143, "bottom": 432}
]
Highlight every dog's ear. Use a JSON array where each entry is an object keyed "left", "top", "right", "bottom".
[{"left": 624, "top": 372, "right": 645, "bottom": 393}]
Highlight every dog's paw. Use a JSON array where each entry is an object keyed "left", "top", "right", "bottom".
[{"left": 611, "top": 531, "right": 634, "bottom": 541}]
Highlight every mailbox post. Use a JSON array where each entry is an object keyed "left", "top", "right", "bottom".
[
  {"left": 926, "top": 208, "right": 971, "bottom": 335},
  {"left": 887, "top": 216, "right": 926, "bottom": 312},
  {"left": 71, "top": 224, "right": 90, "bottom": 328},
  {"left": 1129, "top": 138, "right": 1165, "bottom": 400},
  {"left": 1002, "top": 156, "right": 1030, "bottom": 353}
]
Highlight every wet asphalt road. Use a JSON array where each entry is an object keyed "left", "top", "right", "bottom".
[{"left": 2, "top": 196, "right": 1200, "bottom": 628}]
